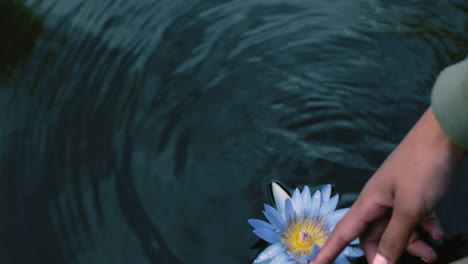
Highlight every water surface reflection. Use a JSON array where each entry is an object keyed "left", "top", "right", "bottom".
[{"left": 0, "top": 0, "right": 467, "bottom": 263}]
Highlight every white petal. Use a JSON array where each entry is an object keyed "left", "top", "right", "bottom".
[
  {"left": 308, "top": 190, "right": 321, "bottom": 218},
  {"left": 321, "top": 184, "right": 332, "bottom": 202},
  {"left": 270, "top": 252, "right": 290, "bottom": 264},
  {"left": 319, "top": 194, "right": 339, "bottom": 218},
  {"left": 301, "top": 186, "right": 312, "bottom": 216},
  {"left": 291, "top": 188, "right": 303, "bottom": 215},
  {"left": 253, "top": 243, "right": 285, "bottom": 263},
  {"left": 271, "top": 182, "right": 290, "bottom": 218},
  {"left": 326, "top": 208, "right": 349, "bottom": 229},
  {"left": 285, "top": 199, "right": 296, "bottom": 222},
  {"left": 342, "top": 246, "right": 364, "bottom": 258}
]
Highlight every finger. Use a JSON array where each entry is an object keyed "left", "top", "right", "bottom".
[
  {"left": 362, "top": 240, "right": 379, "bottom": 264},
  {"left": 311, "top": 208, "right": 366, "bottom": 264},
  {"left": 361, "top": 215, "right": 391, "bottom": 263},
  {"left": 421, "top": 212, "right": 444, "bottom": 240},
  {"left": 375, "top": 205, "right": 422, "bottom": 263},
  {"left": 312, "top": 199, "right": 387, "bottom": 264},
  {"left": 407, "top": 233, "right": 437, "bottom": 263}
]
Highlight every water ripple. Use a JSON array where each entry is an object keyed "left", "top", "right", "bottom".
[{"left": 1, "top": 0, "right": 467, "bottom": 263}]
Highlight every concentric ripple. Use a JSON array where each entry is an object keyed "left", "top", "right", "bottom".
[{"left": 0, "top": 0, "right": 467, "bottom": 264}]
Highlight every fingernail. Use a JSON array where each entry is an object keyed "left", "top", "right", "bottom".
[
  {"left": 372, "top": 253, "right": 390, "bottom": 264},
  {"left": 421, "top": 249, "right": 437, "bottom": 263},
  {"left": 432, "top": 230, "right": 445, "bottom": 240}
]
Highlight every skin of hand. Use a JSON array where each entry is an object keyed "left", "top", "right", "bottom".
[{"left": 310, "top": 107, "right": 466, "bottom": 264}]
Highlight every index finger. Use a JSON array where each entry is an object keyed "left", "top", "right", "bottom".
[{"left": 311, "top": 199, "right": 386, "bottom": 264}]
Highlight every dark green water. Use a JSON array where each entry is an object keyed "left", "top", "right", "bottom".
[{"left": 0, "top": 0, "right": 467, "bottom": 263}]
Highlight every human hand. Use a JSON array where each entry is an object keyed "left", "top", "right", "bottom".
[{"left": 311, "top": 107, "right": 465, "bottom": 264}]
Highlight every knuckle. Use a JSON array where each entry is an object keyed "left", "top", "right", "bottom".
[
  {"left": 398, "top": 206, "right": 424, "bottom": 221},
  {"left": 421, "top": 213, "right": 438, "bottom": 224},
  {"left": 334, "top": 233, "right": 351, "bottom": 245},
  {"left": 359, "top": 199, "right": 375, "bottom": 213},
  {"left": 421, "top": 216, "right": 437, "bottom": 226}
]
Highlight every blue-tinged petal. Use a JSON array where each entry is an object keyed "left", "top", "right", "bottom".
[
  {"left": 284, "top": 199, "right": 296, "bottom": 222},
  {"left": 271, "top": 182, "right": 290, "bottom": 217},
  {"left": 253, "top": 259, "right": 271, "bottom": 264},
  {"left": 350, "top": 238, "right": 360, "bottom": 245},
  {"left": 333, "top": 255, "right": 351, "bottom": 264},
  {"left": 301, "top": 186, "right": 312, "bottom": 216},
  {"left": 321, "top": 184, "right": 332, "bottom": 202},
  {"left": 291, "top": 189, "right": 303, "bottom": 216},
  {"left": 319, "top": 194, "right": 339, "bottom": 218},
  {"left": 342, "top": 246, "right": 364, "bottom": 258},
  {"left": 253, "top": 243, "right": 285, "bottom": 263},
  {"left": 304, "top": 244, "right": 320, "bottom": 261},
  {"left": 308, "top": 190, "right": 321, "bottom": 218},
  {"left": 326, "top": 208, "right": 349, "bottom": 230},
  {"left": 248, "top": 219, "right": 276, "bottom": 231},
  {"left": 263, "top": 204, "right": 286, "bottom": 230},
  {"left": 301, "top": 186, "right": 311, "bottom": 203},
  {"left": 270, "top": 252, "right": 290, "bottom": 264},
  {"left": 253, "top": 228, "right": 281, "bottom": 243}
]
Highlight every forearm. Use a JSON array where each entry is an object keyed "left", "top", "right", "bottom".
[
  {"left": 381, "top": 107, "right": 465, "bottom": 204},
  {"left": 401, "top": 107, "right": 465, "bottom": 177}
]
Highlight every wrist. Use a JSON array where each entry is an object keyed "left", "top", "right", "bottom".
[
  {"left": 413, "top": 107, "right": 465, "bottom": 171},
  {"left": 427, "top": 107, "right": 465, "bottom": 159}
]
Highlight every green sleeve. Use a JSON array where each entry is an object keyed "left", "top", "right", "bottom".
[{"left": 431, "top": 56, "right": 468, "bottom": 150}]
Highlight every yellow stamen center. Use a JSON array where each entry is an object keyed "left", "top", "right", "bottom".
[{"left": 282, "top": 217, "right": 328, "bottom": 256}]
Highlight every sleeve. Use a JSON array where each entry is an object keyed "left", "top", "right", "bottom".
[{"left": 431, "top": 56, "right": 468, "bottom": 150}]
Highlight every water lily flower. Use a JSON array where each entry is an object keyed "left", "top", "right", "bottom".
[{"left": 248, "top": 182, "right": 364, "bottom": 264}]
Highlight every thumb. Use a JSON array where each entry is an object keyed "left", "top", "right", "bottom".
[{"left": 373, "top": 205, "right": 422, "bottom": 264}]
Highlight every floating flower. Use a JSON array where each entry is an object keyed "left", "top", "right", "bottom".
[{"left": 248, "top": 182, "right": 363, "bottom": 264}]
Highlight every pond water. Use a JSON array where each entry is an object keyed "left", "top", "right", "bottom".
[{"left": 0, "top": 0, "right": 467, "bottom": 263}]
